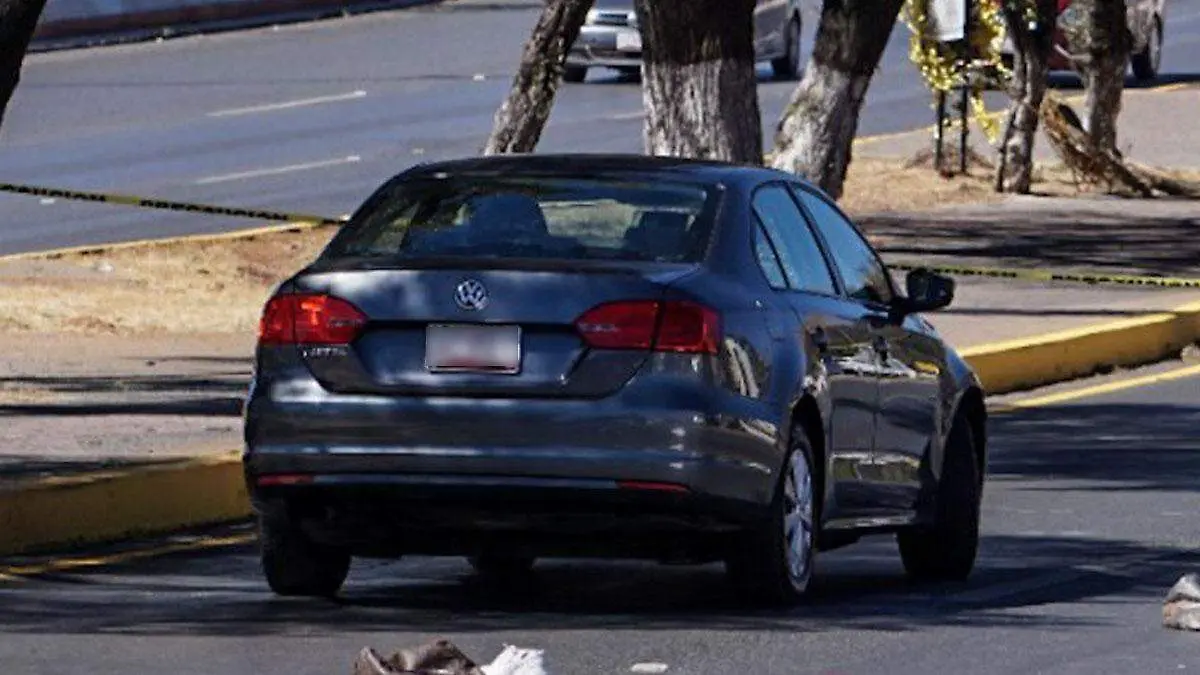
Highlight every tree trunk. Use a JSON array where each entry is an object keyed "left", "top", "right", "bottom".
[
  {"left": 1082, "top": 0, "right": 1129, "bottom": 152},
  {"left": 482, "top": 0, "right": 594, "bottom": 155},
  {"left": 995, "top": 0, "right": 1058, "bottom": 193},
  {"left": 1065, "top": 0, "right": 1130, "bottom": 153},
  {"left": 770, "top": 0, "right": 904, "bottom": 200},
  {"left": 633, "top": 0, "right": 763, "bottom": 164},
  {"left": 0, "top": 0, "right": 48, "bottom": 131}
]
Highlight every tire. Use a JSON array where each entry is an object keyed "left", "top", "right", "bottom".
[
  {"left": 1131, "top": 18, "right": 1162, "bottom": 82},
  {"left": 771, "top": 17, "right": 802, "bottom": 80},
  {"left": 468, "top": 553, "right": 537, "bottom": 581},
  {"left": 896, "top": 414, "right": 981, "bottom": 582},
  {"left": 259, "top": 514, "right": 351, "bottom": 598},
  {"left": 726, "top": 424, "right": 819, "bottom": 606},
  {"left": 563, "top": 66, "right": 588, "bottom": 83}
]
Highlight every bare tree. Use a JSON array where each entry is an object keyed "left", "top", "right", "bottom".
[
  {"left": 1063, "top": 0, "right": 1130, "bottom": 152},
  {"left": 483, "top": 0, "right": 594, "bottom": 155},
  {"left": 995, "top": 0, "right": 1058, "bottom": 193},
  {"left": 632, "top": 0, "right": 763, "bottom": 164},
  {"left": 0, "top": 0, "right": 48, "bottom": 130},
  {"left": 770, "top": 0, "right": 904, "bottom": 199}
]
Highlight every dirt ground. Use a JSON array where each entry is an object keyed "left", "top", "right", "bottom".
[{"left": 3, "top": 157, "right": 1188, "bottom": 338}]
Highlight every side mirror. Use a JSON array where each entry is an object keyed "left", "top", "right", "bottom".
[{"left": 897, "top": 268, "right": 954, "bottom": 316}]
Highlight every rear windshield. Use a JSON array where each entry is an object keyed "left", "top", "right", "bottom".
[{"left": 319, "top": 174, "right": 718, "bottom": 264}]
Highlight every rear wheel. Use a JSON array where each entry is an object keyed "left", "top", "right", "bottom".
[
  {"left": 726, "top": 425, "right": 819, "bottom": 606},
  {"left": 1131, "top": 18, "right": 1162, "bottom": 82},
  {"left": 468, "top": 553, "right": 537, "bottom": 581},
  {"left": 896, "top": 415, "right": 981, "bottom": 582},
  {"left": 260, "top": 515, "right": 351, "bottom": 598},
  {"left": 563, "top": 65, "right": 588, "bottom": 83}
]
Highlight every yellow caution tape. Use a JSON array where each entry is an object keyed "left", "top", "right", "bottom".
[
  {"left": 0, "top": 182, "right": 345, "bottom": 226},
  {"left": 888, "top": 261, "right": 1200, "bottom": 289},
  {"left": 2, "top": 181, "right": 1196, "bottom": 289}
]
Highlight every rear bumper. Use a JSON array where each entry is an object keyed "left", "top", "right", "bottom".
[
  {"left": 251, "top": 478, "right": 767, "bottom": 558},
  {"left": 243, "top": 361, "right": 785, "bottom": 551},
  {"left": 566, "top": 25, "right": 643, "bottom": 70}
]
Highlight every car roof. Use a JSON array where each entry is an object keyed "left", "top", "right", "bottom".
[{"left": 397, "top": 153, "right": 803, "bottom": 189}]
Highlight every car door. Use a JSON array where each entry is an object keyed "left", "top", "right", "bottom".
[
  {"left": 791, "top": 184, "right": 943, "bottom": 517},
  {"left": 749, "top": 182, "right": 881, "bottom": 520}
]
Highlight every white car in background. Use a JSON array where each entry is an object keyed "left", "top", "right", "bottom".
[{"left": 563, "top": 0, "right": 805, "bottom": 83}]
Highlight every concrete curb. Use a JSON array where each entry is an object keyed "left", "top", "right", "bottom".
[
  {"left": 962, "top": 299, "right": 1200, "bottom": 394},
  {"left": 2, "top": 299, "right": 1198, "bottom": 557},
  {"left": 0, "top": 452, "right": 248, "bottom": 557}
]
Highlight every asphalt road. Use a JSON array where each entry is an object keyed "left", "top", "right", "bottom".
[
  {"left": 2, "top": 0, "right": 1200, "bottom": 255},
  {"left": 2, "top": 368, "right": 1198, "bottom": 674}
]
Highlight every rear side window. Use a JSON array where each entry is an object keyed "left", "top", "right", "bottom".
[
  {"left": 791, "top": 185, "right": 895, "bottom": 306},
  {"left": 320, "top": 175, "right": 717, "bottom": 263},
  {"left": 750, "top": 184, "right": 838, "bottom": 296}
]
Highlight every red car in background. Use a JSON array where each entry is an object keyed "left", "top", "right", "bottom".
[{"left": 1001, "top": 0, "right": 1165, "bottom": 82}]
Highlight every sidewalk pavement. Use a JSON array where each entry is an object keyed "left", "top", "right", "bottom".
[
  {"left": 855, "top": 84, "right": 1200, "bottom": 171},
  {"left": 1, "top": 277, "right": 1196, "bottom": 484}
]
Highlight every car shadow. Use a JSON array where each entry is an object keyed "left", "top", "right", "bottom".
[{"left": 0, "top": 532, "right": 1177, "bottom": 637}]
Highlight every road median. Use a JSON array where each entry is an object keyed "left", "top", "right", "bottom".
[{"left": 3, "top": 297, "right": 1198, "bottom": 558}]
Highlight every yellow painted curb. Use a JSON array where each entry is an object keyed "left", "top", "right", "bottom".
[
  {"left": 1, "top": 300, "right": 1198, "bottom": 557},
  {"left": 0, "top": 451, "right": 249, "bottom": 557},
  {"left": 962, "top": 300, "right": 1200, "bottom": 395}
]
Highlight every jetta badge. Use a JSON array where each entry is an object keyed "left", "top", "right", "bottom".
[{"left": 454, "top": 278, "right": 489, "bottom": 311}]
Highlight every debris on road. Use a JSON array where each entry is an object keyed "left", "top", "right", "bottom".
[
  {"left": 1162, "top": 574, "right": 1200, "bottom": 631},
  {"left": 352, "top": 639, "right": 549, "bottom": 675}
]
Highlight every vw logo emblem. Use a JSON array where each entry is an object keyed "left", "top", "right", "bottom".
[{"left": 454, "top": 278, "right": 489, "bottom": 311}]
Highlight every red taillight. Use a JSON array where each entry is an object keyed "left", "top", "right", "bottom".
[
  {"left": 574, "top": 300, "right": 720, "bottom": 354},
  {"left": 575, "top": 300, "right": 660, "bottom": 350},
  {"left": 258, "top": 294, "right": 367, "bottom": 345},
  {"left": 656, "top": 301, "right": 720, "bottom": 354}
]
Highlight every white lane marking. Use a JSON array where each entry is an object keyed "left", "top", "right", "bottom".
[
  {"left": 608, "top": 110, "right": 646, "bottom": 121},
  {"left": 195, "top": 155, "right": 361, "bottom": 185},
  {"left": 206, "top": 90, "right": 367, "bottom": 118},
  {"left": 631, "top": 664, "right": 669, "bottom": 674}
]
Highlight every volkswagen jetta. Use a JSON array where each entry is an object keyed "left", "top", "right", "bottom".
[{"left": 242, "top": 154, "right": 988, "bottom": 606}]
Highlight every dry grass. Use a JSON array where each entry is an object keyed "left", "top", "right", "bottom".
[
  {"left": 1, "top": 157, "right": 1194, "bottom": 337},
  {"left": 0, "top": 227, "right": 336, "bottom": 335}
]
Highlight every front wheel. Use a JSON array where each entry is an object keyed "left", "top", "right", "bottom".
[
  {"left": 563, "top": 65, "right": 588, "bottom": 83},
  {"left": 726, "top": 425, "right": 819, "bottom": 606},
  {"left": 897, "top": 415, "right": 981, "bottom": 582}
]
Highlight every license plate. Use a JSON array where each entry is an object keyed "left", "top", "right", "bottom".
[
  {"left": 616, "top": 30, "right": 642, "bottom": 52},
  {"left": 425, "top": 324, "right": 521, "bottom": 374}
]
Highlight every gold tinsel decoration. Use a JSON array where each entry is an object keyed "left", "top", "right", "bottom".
[{"left": 901, "top": 0, "right": 1031, "bottom": 144}]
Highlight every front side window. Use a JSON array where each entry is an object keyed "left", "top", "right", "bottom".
[{"left": 321, "top": 175, "right": 717, "bottom": 264}]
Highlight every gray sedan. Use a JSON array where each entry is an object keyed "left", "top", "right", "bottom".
[
  {"left": 563, "top": 0, "right": 805, "bottom": 82},
  {"left": 242, "top": 154, "right": 987, "bottom": 606}
]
